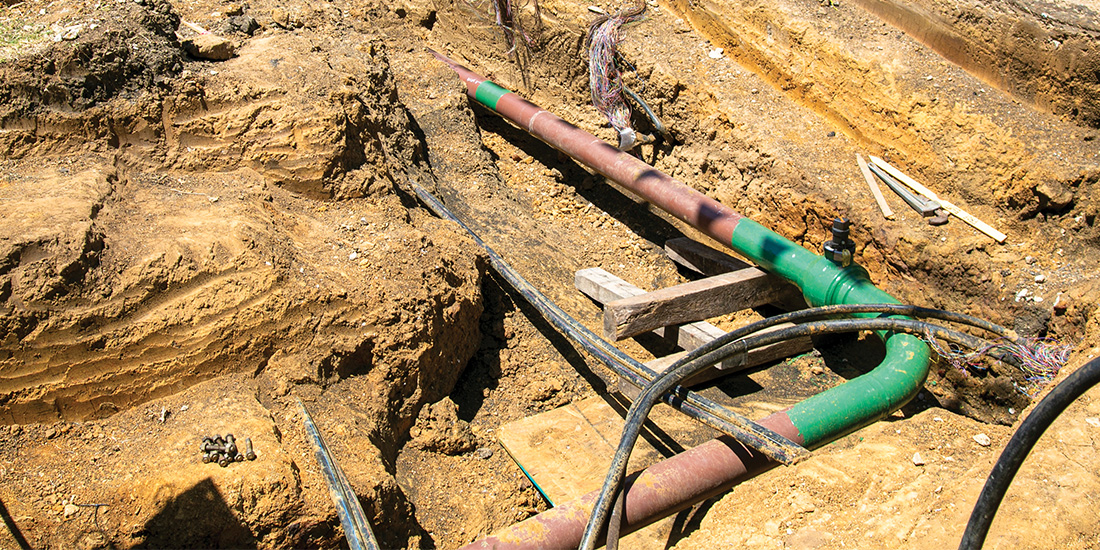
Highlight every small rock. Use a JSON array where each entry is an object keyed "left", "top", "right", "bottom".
[
  {"left": 476, "top": 447, "right": 493, "bottom": 460},
  {"left": 826, "top": 131, "right": 836, "bottom": 137},
  {"left": 222, "top": 15, "right": 260, "bottom": 36},
  {"left": 61, "top": 24, "right": 83, "bottom": 41},
  {"left": 1034, "top": 274, "right": 1046, "bottom": 283},
  {"left": 271, "top": 8, "right": 302, "bottom": 29},
  {"left": 933, "top": 416, "right": 944, "bottom": 422},
  {"left": 45, "top": 428, "right": 57, "bottom": 439},
  {"left": 348, "top": 252, "right": 358, "bottom": 261},
  {"left": 810, "top": 365, "right": 825, "bottom": 375},
  {"left": 1025, "top": 255, "right": 1036, "bottom": 264},
  {"left": 63, "top": 503, "right": 79, "bottom": 518},
  {"left": 912, "top": 452, "right": 926, "bottom": 466},
  {"left": 973, "top": 433, "right": 992, "bottom": 447},
  {"left": 1085, "top": 417, "right": 1100, "bottom": 428},
  {"left": 183, "top": 34, "right": 236, "bottom": 61},
  {"left": 708, "top": 48, "right": 724, "bottom": 59}
]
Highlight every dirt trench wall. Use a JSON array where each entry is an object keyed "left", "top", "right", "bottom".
[
  {"left": 666, "top": 0, "right": 1100, "bottom": 226},
  {"left": 852, "top": 0, "right": 1100, "bottom": 128},
  {"left": 0, "top": 14, "right": 486, "bottom": 445},
  {"left": 0, "top": 0, "right": 182, "bottom": 123}
]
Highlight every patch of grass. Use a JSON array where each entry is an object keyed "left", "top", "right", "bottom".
[{"left": 0, "top": 16, "right": 47, "bottom": 63}]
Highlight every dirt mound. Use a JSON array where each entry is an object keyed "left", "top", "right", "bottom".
[{"left": 0, "top": 9, "right": 489, "bottom": 546}]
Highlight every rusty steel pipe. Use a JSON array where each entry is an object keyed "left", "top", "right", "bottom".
[
  {"left": 432, "top": 50, "right": 930, "bottom": 550},
  {"left": 430, "top": 50, "right": 745, "bottom": 246}
]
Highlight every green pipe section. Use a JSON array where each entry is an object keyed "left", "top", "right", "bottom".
[
  {"left": 436, "top": 50, "right": 928, "bottom": 451},
  {"left": 730, "top": 219, "right": 931, "bottom": 446},
  {"left": 474, "top": 81, "right": 509, "bottom": 111}
]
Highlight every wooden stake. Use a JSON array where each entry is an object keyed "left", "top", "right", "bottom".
[
  {"left": 857, "top": 154, "right": 894, "bottom": 220},
  {"left": 869, "top": 156, "right": 1007, "bottom": 243}
]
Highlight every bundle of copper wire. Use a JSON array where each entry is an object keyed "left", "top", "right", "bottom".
[
  {"left": 586, "top": 3, "right": 647, "bottom": 150},
  {"left": 490, "top": 0, "right": 541, "bottom": 54}
]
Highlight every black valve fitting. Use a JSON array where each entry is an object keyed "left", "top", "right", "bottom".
[{"left": 823, "top": 218, "right": 856, "bottom": 267}]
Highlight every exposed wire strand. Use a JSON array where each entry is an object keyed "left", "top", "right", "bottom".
[{"left": 926, "top": 334, "right": 1071, "bottom": 397}]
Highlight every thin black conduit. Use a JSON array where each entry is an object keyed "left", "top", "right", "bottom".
[
  {"left": 958, "top": 355, "right": 1100, "bottom": 549},
  {"left": 410, "top": 182, "right": 803, "bottom": 463}
]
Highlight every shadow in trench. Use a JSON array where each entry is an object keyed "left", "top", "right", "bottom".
[
  {"left": 472, "top": 108, "right": 688, "bottom": 248},
  {"left": 0, "top": 495, "right": 32, "bottom": 550},
  {"left": 663, "top": 496, "right": 719, "bottom": 549},
  {"left": 134, "top": 478, "right": 256, "bottom": 549}
]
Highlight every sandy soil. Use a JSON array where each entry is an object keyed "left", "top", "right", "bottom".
[{"left": 0, "top": 0, "right": 1098, "bottom": 548}]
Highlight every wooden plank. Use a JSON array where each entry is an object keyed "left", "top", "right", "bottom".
[
  {"left": 617, "top": 322, "right": 814, "bottom": 399},
  {"left": 576, "top": 268, "right": 737, "bottom": 369},
  {"left": 603, "top": 268, "right": 792, "bottom": 341},
  {"left": 574, "top": 267, "right": 645, "bottom": 304},
  {"left": 664, "top": 237, "right": 752, "bottom": 276},
  {"left": 498, "top": 396, "right": 717, "bottom": 549},
  {"left": 664, "top": 238, "right": 807, "bottom": 312},
  {"left": 857, "top": 153, "right": 895, "bottom": 220},
  {"left": 869, "top": 155, "right": 1007, "bottom": 243}
]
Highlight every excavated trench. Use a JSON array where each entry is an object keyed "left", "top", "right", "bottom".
[{"left": 1, "top": 0, "right": 1099, "bottom": 548}]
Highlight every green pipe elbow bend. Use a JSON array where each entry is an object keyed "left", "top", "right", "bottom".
[{"left": 730, "top": 219, "right": 931, "bottom": 447}]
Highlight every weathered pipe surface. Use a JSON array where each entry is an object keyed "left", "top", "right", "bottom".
[
  {"left": 429, "top": 50, "right": 745, "bottom": 247},
  {"left": 431, "top": 49, "right": 930, "bottom": 550}
]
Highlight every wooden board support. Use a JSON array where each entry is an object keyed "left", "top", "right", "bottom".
[
  {"left": 577, "top": 268, "right": 813, "bottom": 390},
  {"left": 576, "top": 268, "right": 737, "bottom": 369},
  {"left": 664, "top": 237, "right": 807, "bottom": 311},
  {"left": 616, "top": 321, "right": 813, "bottom": 399},
  {"left": 603, "top": 268, "right": 795, "bottom": 341},
  {"left": 664, "top": 237, "right": 753, "bottom": 276}
]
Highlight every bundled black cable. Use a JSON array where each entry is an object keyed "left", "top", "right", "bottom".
[
  {"left": 580, "top": 304, "right": 1049, "bottom": 550},
  {"left": 409, "top": 181, "right": 803, "bottom": 464}
]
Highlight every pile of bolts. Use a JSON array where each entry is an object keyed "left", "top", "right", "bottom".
[{"left": 201, "top": 433, "right": 256, "bottom": 467}]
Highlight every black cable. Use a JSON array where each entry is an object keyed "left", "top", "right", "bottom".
[
  {"left": 410, "top": 181, "right": 802, "bottom": 462},
  {"left": 958, "top": 355, "right": 1100, "bottom": 550},
  {"left": 666, "top": 302, "right": 1022, "bottom": 373},
  {"left": 581, "top": 314, "right": 1011, "bottom": 550},
  {"left": 408, "top": 179, "right": 1057, "bottom": 550},
  {"left": 299, "top": 399, "right": 381, "bottom": 550}
]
